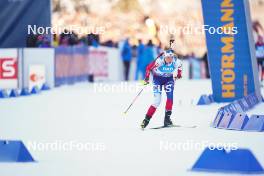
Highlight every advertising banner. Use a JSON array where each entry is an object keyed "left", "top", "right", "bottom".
[
  {"left": 23, "top": 48, "right": 55, "bottom": 89},
  {"left": 201, "top": 0, "right": 261, "bottom": 102},
  {"left": 29, "top": 65, "right": 46, "bottom": 90},
  {"left": 0, "top": 0, "right": 51, "bottom": 48},
  {"left": 55, "top": 46, "right": 89, "bottom": 86},
  {"left": 88, "top": 48, "right": 108, "bottom": 78},
  {"left": 0, "top": 49, "right": 18, "bottom": 89},
  {"left": 55, "top": 46, "right": 123, "bottom": 86},
  {"left": 88, "top": 46, "right": 123, "bottom": 81}
]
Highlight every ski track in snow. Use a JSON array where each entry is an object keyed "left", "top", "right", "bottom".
[{"left": 0, "top": 80, "right": 263, "bottom": 176}]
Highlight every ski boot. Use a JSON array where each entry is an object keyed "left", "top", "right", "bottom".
[
  {"left": 141, "top": 115, "right": 151, "bottom": 129},
  {"left": 164, "top": 110, "right": 173, "bottom": 127}
]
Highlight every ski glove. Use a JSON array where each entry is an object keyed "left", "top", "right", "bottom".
[
  {"left": 175, "top": 69, "right": 182, "bottom": 80},
  {"left": 142, "top": 77, "right": 150, "bottom": 85}
]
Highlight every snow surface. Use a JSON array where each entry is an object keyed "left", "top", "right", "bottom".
[{"left": 0, "top": 79, "right": 264, "bottom": 176}]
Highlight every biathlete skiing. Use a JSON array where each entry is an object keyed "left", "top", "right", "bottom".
[{"left": 140, "top": 49, "right": 183, "bottom": 129}]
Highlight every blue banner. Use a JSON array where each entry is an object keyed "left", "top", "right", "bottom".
[
  {"left": 0, "top": 0, "right": 51, "bottom": 48},
  {"left": 201, "top": 0, "right": 261, "bottom": 102},
  {"left": 55, "top": 46, "right": 89, "bottom": 86}
]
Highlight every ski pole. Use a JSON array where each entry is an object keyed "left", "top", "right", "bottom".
[
  {"left": 123, "top": 48, "right": 167, "bottom": 115},
  {"left": 123, "top": 51, "right": 164, "bottom": 115},
  {"left": 123, "top": 85, "right": 147, "bottom": 115}
]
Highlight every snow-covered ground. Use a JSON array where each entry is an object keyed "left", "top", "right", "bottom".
[{"left": 0, "top": 79, "right": 263, "bottom": 176}]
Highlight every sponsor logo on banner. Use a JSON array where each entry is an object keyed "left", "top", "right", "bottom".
[
  {"left": 0, "top": 57, "right": 18, "bottom": 89},
  {"left": 29, "top": 65, "right": 46, "bottom": 90},
  {"left": 0, "top": 58, "right": 18, "bottom": 79},
  {"left": 201, "top": 0, "right": 260, "bottom": 102}
]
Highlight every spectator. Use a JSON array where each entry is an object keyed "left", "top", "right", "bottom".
[
  {"left": 155, "top": 42, "right": 162, "bottom": 57},
  {"left": 68, "top": 31, "right": 79, "bottom": 46},
  {"left": 26, "top": 34, "right": 38, "bottom": 47},
  {"left": 135, "top": 40, "right": 145, "bottom": 80},
  {"left": 202, "top": 52, "right": 210, "bottom": 78},
  {"left": 142, "top": 40, "right": 155, "bottom": 71},
  {"left": 102, "top": 40, "right": 115, "bottom": 47},
  {"left": 121, "top": 38, "right": 132, "bottom": 81},
  {"left": 87, "top": 33, "right": 100, "bottom": 47},
  {"left": 256, "top": 35, "right": 264, "bottom": 82},
  {"left": 53, "top": 34, "right": 59, "bottom": 47},
  {"left": 27, "top": 34, "right": 51, "bottom": 47}
]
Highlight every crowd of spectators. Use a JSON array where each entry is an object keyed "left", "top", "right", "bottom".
[
  {"left": 26, "top": 32, "right": 114, "bottom": 48},
  {"left": 26, "top": 19, "right": 264, "bottom": 83},
  {"left": 25, "top": 30, "right": 213, "bottom": 81}
]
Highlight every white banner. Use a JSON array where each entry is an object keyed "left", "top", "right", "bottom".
[
  {"left": 88, "top": 46, "right": 123, "bottom": 81},
  {"left": 29, "top": 65, "right": 46, "bottom": 90},
  {"left": 23, "top": 48, "right": 55, "bottom": 89}
]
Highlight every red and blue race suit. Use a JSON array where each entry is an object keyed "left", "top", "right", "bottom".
[{"left": 144, "top": 55, "right": 183, "bottom": 118}]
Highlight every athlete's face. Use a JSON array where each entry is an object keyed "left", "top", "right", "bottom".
[{"left": 165, "top": 57, "right": 173, "bottom": 64}]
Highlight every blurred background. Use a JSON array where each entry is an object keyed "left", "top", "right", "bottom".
[
  {"left": 26, "top": 0, "right": 264, "bottom": 83},
  {"left": 0, "top": 0, "right": 263, "bottom": 94}
]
